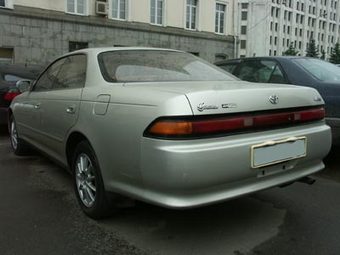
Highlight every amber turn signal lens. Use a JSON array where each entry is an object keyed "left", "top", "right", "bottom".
[{"left": 148, "top": 121, "right": 193, "bottom": 135}]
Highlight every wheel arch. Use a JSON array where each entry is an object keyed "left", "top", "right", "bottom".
[
  {"left": 7, "top": 108, "right": 13, "bottom": 133},
  {"left": 65, "top": 131, "right": 91, "bottom": 170}
]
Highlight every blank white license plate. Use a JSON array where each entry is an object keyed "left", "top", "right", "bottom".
[{"left": 251, "top": 137, "right": 307, "bottom": 168}]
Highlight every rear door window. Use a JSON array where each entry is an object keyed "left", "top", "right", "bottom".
[
  {"left": 33, "top": 58, "right": 66, "bottom": 91},
  {"left": 53, "top": 55, "right": 87, "bottom": 90},
  {"left": 236, "top": 60, "right": 288, "bottom": 84},
  {"left": 218, "top": 63, "right": 238, "bottom": 74}
]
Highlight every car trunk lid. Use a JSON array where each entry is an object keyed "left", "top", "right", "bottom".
[{"left": 125, "top": 80, "right": 324, "bottom": 115}]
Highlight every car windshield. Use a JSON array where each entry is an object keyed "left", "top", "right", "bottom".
[
  {"left": 4, "top": 74, "right": 24, "bottom": 82},
  {"left": 98, "top": 50, "right": 235, "bottom": 82},
  {"left": 293, "top": 58, "right": 340, "bottom": 82}
]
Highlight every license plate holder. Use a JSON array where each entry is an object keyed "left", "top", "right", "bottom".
[{"left": 251, "top": 137, "right": 307, "bottom": 168}]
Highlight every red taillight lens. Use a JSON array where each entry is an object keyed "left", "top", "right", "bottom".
[
  {"left": 145, "top": 107, "right": 325, "bottom": 139},
  {"left": 4, "top": 92, "right": 21, "bottom": 101}
]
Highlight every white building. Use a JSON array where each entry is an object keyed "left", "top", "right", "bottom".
[
  {"left": 0, "top": 0, "right": 236, "bottom": 64},
  {"left": 236, "top": 0, "right": 340, "bottom": 58}
]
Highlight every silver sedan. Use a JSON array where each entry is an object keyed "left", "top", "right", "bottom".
[{"left": 9, "top": 48, "right": 331, "bottom": 219}]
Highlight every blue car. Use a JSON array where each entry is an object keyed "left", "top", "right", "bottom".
[{"left": 215, "top": 57, "right": 340, "bottom": 144}]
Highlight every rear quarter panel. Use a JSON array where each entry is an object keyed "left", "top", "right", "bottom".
[{"left": 70, "top": 83, "right": 193, "bottom": 192}]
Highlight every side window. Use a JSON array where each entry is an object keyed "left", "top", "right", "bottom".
[
  {"left": 268, "top": 64, "right": 287, "bottom": 84},
  {"left": 53, "top": 55, "right": 87, "bottom": 89},
  {"left": 237, "top": 60, "right": 287, "bottom": 84},
  {"left": 33, "top": 58, "right": 66, "bottom": 91},
  {"left": 4, "top": 74, "right": 24, "bottom": 82},
  {"left": 237, "top": 61, "right": 260, "bottom": 82},
  {"left": 219, "top": 64, "right": 238, "bottom": 74},
  {"left": 256, "top": 60, "right": 287, "bottom": 84}
]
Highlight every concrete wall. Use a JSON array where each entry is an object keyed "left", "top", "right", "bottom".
[
  {"left": 10, "top": 0, "right": 236, "bottom": 35},
  {"left": 0, "top": 5, "right": 234, "bottom": 65},
  {"left": 14, "top": 0, "right": 64, "bottom": 12}
]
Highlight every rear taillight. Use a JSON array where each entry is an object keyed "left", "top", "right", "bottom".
[
  {"left": 3, "top": 87, "right": 21, "bottom": 102},
  {"left": 3, "top": 92, "right": 21, "bottom": 101},
  {"left": 144, "top": 106, "right": 325, "bottom": 139}
]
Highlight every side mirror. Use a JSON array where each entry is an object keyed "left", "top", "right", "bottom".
[{"left": 16, "top": 79, "right": 32, "bottom": 93}]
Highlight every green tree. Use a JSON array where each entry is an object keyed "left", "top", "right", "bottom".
[
  {"left": 306, "top": 38, "right": 319, "bottom": 58},
  {"left": 329, "top": 43, "right": 340, "bottom": 64},
  {"left": 283, "top": 43, "right": 299, "bottom": 56}
]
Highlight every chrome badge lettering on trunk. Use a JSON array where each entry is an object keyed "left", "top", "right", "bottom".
[{"left": 197, "top": 103, "right": 218, "bottom": 112}]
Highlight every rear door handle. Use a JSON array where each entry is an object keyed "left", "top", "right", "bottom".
[
  {"left": 66, "top": 106, "right": 76, "bottom": 114},
  {"left": 34, "top": 103, "right": 41, "bottom": 109}
]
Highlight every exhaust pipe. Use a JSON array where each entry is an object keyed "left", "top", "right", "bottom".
[
  {"left": 298, "top": 176, "right": 316, "bottom": 185},
  {"left": 279, "top": 176, "right": 316, "bottom": 188}
]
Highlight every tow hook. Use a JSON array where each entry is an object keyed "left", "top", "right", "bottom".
[{"left": 298, "top": 176, "right": 316, "bottom": 185}]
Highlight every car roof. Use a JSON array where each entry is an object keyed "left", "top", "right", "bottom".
[
  {"left": 0, "top": 63, "right": 43, "bottom": 79},
  {"left": 215, "top": 56, "right": 315, "bottom": 65},
  {"left": 65, "top": 47, "right": 183, "bottom": 56}
]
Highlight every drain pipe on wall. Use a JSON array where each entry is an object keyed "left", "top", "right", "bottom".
[{"left": 233, "top": 1, "right": 238, "bottom": 58}]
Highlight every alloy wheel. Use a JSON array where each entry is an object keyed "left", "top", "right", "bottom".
[
  {"left": 10, "top": 120, "right": 18, "bottom": 150},
  {"left": 75, "top": 153, "right": 97, "bottom": 207}
]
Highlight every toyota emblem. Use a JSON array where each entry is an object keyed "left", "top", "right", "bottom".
[{"left": 269, "top": 95, "right": 279, "bottom": 104}]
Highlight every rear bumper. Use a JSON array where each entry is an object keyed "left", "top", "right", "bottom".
[
  {"left": 134, "top": 123, "right": 331, "bottom": 208},
  {"left": 139, "top": 161, "right": 324, "bottom": 208},
  {"left": 0, "top": 107, "right": 8, "bottom": 125}
]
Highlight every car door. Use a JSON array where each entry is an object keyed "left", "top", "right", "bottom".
[
  {"left": 14, "top": 58, "right": 65, "bottom": 145},
  {"left": 38, "top": 54, "right": 87, "bottom": 161}
]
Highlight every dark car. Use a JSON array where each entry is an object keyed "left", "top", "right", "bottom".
[
  {"left": 0, "top": 64, "right": 43, "bottom": 125},
  {"left": 215, "top": 57, "right": 340, "bottom": 143}
]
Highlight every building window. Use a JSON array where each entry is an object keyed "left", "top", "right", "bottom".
[
  {"left": 69, "top": 41, "right": 88, "bottom": 52},
  {"left": 241, "top": 25, "right": 247, "bottom": 35},
  {"left": 0, "top": 0, "right": 5, "bottom": 7},
  {"left": 67, "top": 0, "right": 87, "bottom": 15},
  {"left": 190, "top": 52, "right": 200, "bottom": 56},
  {"left": 241, "top": 11, "right": 247, "bottom": 20},
  {"left": 241, "top": 3, "right": 248, "bottom": 9},
  {"left": 112, "top": 0, "right": 127, "bottom": 20},
  {"left": 150, "top": 0, "right": 164, "bottom": 25},
  {"left": 0, "top": 47, "right": 13, "bottom": 64},
  {"left": 186, "top": 0, "right": 198, "bottom": 30},
  {"left": 215, "top": 3, "right": 226, "bottom": 34},
  {"left": 240, "top": 40, "right": 246, "bottom": 49}
]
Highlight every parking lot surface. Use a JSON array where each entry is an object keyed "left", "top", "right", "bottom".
[{"left": 1, "top": 126, "right": 340, "bottom": 255}]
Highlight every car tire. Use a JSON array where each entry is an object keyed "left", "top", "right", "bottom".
[
  {"left": 9, "top": 116, "right": 29, "bottom": 156},
  {"left": 73, "top": 140, "right": 115, "bottom": 219}
]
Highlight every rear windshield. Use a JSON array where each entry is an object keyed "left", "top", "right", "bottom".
[
  {"left": 98, "top": 50, "right": 235, "bottom": 82},
  {"left": 293, "top": 58, "right": 340, "bottom": 82}
]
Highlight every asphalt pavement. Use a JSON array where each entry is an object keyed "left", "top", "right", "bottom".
[{"left": 0, "top": 125, "right": 340, "bottom": 255}]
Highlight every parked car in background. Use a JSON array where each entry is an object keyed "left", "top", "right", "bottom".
[
  {"left": 9, "top": 48, "right": 331, "bottom": 219},
  {"left": 0, "top": 64, "right": 43, "bottom": 125},
  {"left": 215, "top": 57, "right": 340, "bottom": 143}
]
